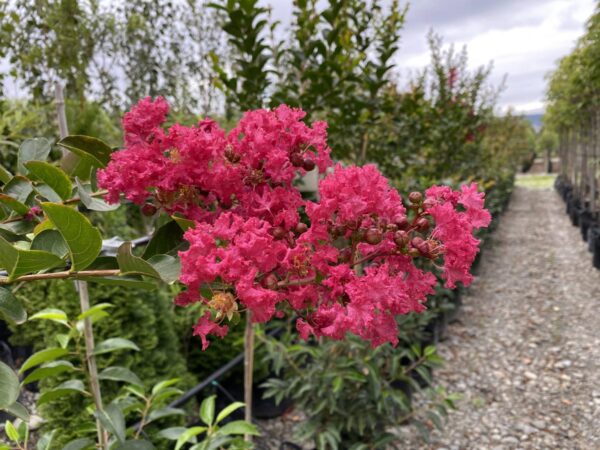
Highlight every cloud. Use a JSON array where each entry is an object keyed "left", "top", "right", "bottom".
[{"left": 395, "top": 0, "right": 597, "bottom": 112}]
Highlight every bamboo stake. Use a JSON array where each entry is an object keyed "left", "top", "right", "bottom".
[
  {"left": 55, "top": 82, "right": 108, "bottom": 450},
  {"left": 243, "top": 311, "right": 255, "bottom": 442}
]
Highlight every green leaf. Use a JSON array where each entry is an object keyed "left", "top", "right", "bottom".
[
  {"left": 0, "top": 287, "right": 27, "bottom": 324},
  {"left": 76, "top": 303, "right": 113, "bottom": 321},
  {"left": 18, "top": 138, "right": 51, "bottom": 174},
  {"left": 0, "top": 361, "right": 19, "bottom": 408},
  {"left": 216, "top": 420, "right": 260, "bottom": 436},
  {"left": 22, "top": 361, "right": 75, "bottom": 384},
  {"left": 5, "top": 421, "right": 19, "bottom": 442},
  {"left": 56, "top": 333, "right": 70, "bottom": 348},
  {"left": 424, "top": 345, "right": 436, "bottom": 357},
  {"left": 332, "top": 376, "right": 343, "bottom": 393},
  {"left": 0, "top": 165, "right": 12, "bottom": 184},
  {"left": 62, "top": 437, "right": 94, "bottom": 450},
  {"left": 0, "top": 194, "right": 30, "bottom": 215},
  {"left": 40, "top": 203, "right": 102, "bottom": 271},
  {"left": 0, "top": 235, "right": 63, "bottom": 280},
  {"left": 199, "top": 395, "right": 216, "bottom": 426},
  {"left": 117, "top": 242, "right": 160, "bottom": 279},
  {"left": 146, "top": 407, "right": 185, "bottom": 423},
  {"left": 34, "top": 183, "right": 62, "bottom": 203},
  {"left": 150, "top": 387, "right": 182, "bottom": 404},
  {"left": 175, "top": 427, "right": 207, "bottom": 450},
  {"left": 4, "top": 401, "right": 29, "bottom": 422},
  {"left": 172, "top": 216, "right": 195, "bottom": 231},
  {"left": 215, "top": 402, "right": 245, "bottom": 424},
  {"left": 30, "top": 230, "right": 69, "bottom": 259},
  {"left": 19, "top": 348, "right": 69, "bottom": 373},
  {"left": 25, "top": 161, "right": 72, "bottom": 200},
  {"left": 3, "top": 176, "right": 33, "bottom": 203},
  {"left": 157, "top": 427, "right": 188, "bottom": 440},
  {"left": 142, "top": 220, "right": 185, "bottom": 258},
  {"left": 147, "top": 254, "right": 181, "bottom": 284},
  {"left": 95, "top": 403, "right": 126, "bottom": 443},
  {"left": 77, "top": 274, "right": 156, "bottom": 290},
  {"left": 37, "top": 380, "right": 87, "bottom": 405},
  {"left": 30, "top": 308, "right": 69, "bottom": 326},
  {"left": 113, "top": 441, "right": 154, "bottom": 450},
  {"left": 75, "top": 178, "right": 119, "bottom": 211},
  {"left": 60, "top": 152, "right": 94, "bottom": 181},
  {"left": 58, "top": 136, "right": 112, "bottom": 168},
  {"left": 151, "top": 378, "right": 180, "bottom": 396},
  {"left": 93, "top": 338, "right": 139, "bottom": 355},
  {"left": 98, "top": 366, "right": 143, "bottom": 387},
  {"left": 37, "top": 430, "right": 57, "bottom": 450}
]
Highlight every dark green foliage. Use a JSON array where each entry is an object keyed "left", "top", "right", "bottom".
[
  {"left": 210, "top": 0, "right": 272, "bottom": 116},
  {"left": 10, "top": 279, "right": 194, "bottom": 446},
  {"left": 9, "top": 207, "right": 195, "bottom": 446},
  {"left": 0, "top": 0, "right": 97, "bottom": 100},
  {"left": 261, "top": 323, "right": 455, "bottom": 449}
]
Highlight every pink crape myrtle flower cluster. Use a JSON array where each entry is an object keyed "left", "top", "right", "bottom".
[{"left": 98, "top": 97, "right": 491, "bottom": 350}]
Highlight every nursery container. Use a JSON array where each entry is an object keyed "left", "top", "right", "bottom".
[
  {"left": 580, "top": 210, "right": 593, "bottom": 242},
  {"left": 570, "top": 205, "right": 582, "bottom": 227},
  {"left": 593, "top": 231, "right": 600, "bottom": 270},
  {"left": 588, "top": 226, "right": 600, "bottom": 253}
]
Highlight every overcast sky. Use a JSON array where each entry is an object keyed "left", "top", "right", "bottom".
[{"left": 266, "top": 0, "right": 597, "bottom": 113}]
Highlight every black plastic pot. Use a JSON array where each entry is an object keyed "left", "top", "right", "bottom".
[
  {"left": 579, "top": 210, "right": 593, "bottom": 242},
  {"left": 570, "top": 206, "right": 582, "bottom": 227},
  {"left": 593, "top": 231, "right": 600, "bottom": 270},
  {"left": 566, "top": 196, "right": 573, "bottom": 216},
  {"left": 588, "top": 226, "right": 600, "bottom": 253}
]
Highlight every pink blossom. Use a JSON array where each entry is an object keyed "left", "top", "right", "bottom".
[
  {"left": 193, "top": 312, "right": 229, "bottom": 350},
  {"left": 99, "top": 98, "right": 491, "bottom": 349}
]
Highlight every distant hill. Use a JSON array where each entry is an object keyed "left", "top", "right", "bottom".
[{"left": 523, "top": 113, "right": 543, "bottom": 131}]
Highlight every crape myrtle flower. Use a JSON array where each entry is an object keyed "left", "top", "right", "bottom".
[{"left": 99, "top": 97, "right": 491, "bottom": 349}]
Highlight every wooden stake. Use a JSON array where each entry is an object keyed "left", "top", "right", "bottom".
[{"left": 55, "top": 82, "right": 108, "bottom": 450}]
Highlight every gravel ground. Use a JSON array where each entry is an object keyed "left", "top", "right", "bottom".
[{"left": 402, "top": 183, "right": 600, "bottom": 449}]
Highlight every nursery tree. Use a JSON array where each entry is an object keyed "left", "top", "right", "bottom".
[
  {"left": 0, "top": 0, "right": 97, "bottom": 100},
  {"left": 1, "top": 94, "right": 491, "bottom": 447}
]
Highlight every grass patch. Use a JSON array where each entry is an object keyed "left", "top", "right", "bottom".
[{"left": 515, "top": 174, "right": 556, "bottom": 189}]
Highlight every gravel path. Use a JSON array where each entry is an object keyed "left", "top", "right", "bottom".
[{"left": 404, "top": 183, "right": 600, "bottom": 449}]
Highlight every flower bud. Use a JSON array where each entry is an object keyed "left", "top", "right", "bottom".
[
  {"left": 141, "top": 203, "right": 158, "bottom": 216},
  {"left": 423, "top": 198, "right": 435, "bottom": 210},
  {"left": 333, "top": 225, "right": 347, "bottom": 237},
  {"left": 408, "top": 248, "right": 420, "bottom": 257},
  {"left": 393, "top": 230, "right": 409, "bottom": 247},
  {"left": 386, "top": 223, "right": 398, "bottom": 232},
  {"left": 290, "top": 153, "right": 304, "bottom": 167},
  {"left": 295, "top": 222, "right": 308, "bottom": 234},
  {"left": 224, "top": 146, "right": 241, "bottom": 163},
  {"left": 365, "top": 228, "right": 383, "bottom": 245},
  {"left": 302, "top": 158, "right": 316, "bottom": 171},
  {"left": 338, "top": 248, "right": 352, "bottom": 263},
  {"left": 415, "top": 217, "right": 430, "bottom": 232},
  {"left": 395, "top": 216, "right": 409, "bottom": 230},
  {"left": 408, "top": 192, "right": 423, "bottom": 204},
  {"left": 262, "top": 273, "right": 279, "bottom": 290},
  {"left": 411, "top": 237, "right": 429, "bottom": 256},
  {"left": 271, "top": 226, "right": 286, "bottom": 240}
]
